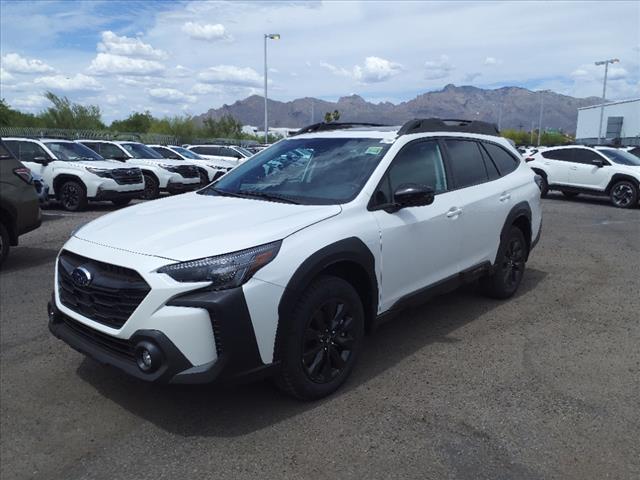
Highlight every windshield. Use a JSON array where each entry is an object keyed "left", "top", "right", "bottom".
[
  {"left": 599, "top": 149, "right": 640, "bottom": 166},
  {"left": 200, "top": 137, "right": 391, "bottom": 205},
  {"left": 234, "top": 146, "right": 253, "bottom": 158},
  {"left": 121, "top": 143, "right": 163, "bottom": 159},
  {"left": 46, "top": 142, "right": 103, "bottom": 161},
  {"left": 172, "top": 146, "right": 203, "bottom": 159}
]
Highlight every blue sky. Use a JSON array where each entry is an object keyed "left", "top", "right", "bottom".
[{"left": 1, "top": 0, "right": 638, "bottom": 123}]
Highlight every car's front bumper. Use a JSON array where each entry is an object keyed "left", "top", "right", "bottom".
[{"left": 92, "top": 188, "right": 145, "bottom": 201}]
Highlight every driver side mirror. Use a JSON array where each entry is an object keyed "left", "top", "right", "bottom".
[
  {"left": 591, "top": 158, "right": 605, "bottom": 168},
  {"left": 390, "top": 184, "right": 435, "bottom": 212},
  {"left": 32, "top": 156, "right": 51, "bottom": 165}
]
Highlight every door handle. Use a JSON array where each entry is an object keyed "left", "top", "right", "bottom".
[
  {"left": 499, "top": 192, "right": 511, "bottom": 202},
  {"left": 570, "top": 166, "right": 577, "bottom": 170},
  {"left": 543, "top": 162, "right": 550, "bottom": 165},
  {"left": 446, "top": 207, "right": 463, "bottom": 218}
]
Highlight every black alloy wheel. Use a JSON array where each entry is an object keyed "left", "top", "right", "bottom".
[
  {"left": 610, "top": 181, "right": 637, "bottom": 209},
  {"left": 142, "top": 173, "right": 160, "bottom": 200},
  {"left": 59, "top": 180, "right": 87, "bottom": 211},
  {"left": 302, "top": 299, "right": 356, "bottom": 384},
  {"left": 501, "top": 235, "right": 526, "bottom": 292}
]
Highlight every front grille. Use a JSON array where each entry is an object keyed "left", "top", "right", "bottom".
[
  {"left": 57, "top": 250, "right": 150, "bottom": 329},
  {"left": 173, "top": 165, "right": 199, "bottom": 178},
  {"left": 110, "top": 168, "right": 143, "bottom": 185},
  {"left": 59, "top": 312, "right": 136, "bottom": 362}
]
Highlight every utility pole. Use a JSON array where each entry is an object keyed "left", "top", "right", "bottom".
[
  {"left": 595, "top": 58, "right": 619, "bottom": 144},
  {"left": 530, "top": 121, "right": 535, "bottom": 145},
  {"left": 537, "top": 91, "right": 544, "bottom": 146},
  {"left": 263, "top": 33, "right": 280, "bottom": 144}
]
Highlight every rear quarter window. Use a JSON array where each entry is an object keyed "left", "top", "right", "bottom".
[
  {"left": 444, "top": 139, "right": 489, "bottom": 189},
  {"left": 482, "top": 142, "right": 520, "bottom": 176}
]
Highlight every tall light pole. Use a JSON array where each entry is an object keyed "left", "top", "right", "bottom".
[
  {"left": 595, "top": 58, "right": 619, "bottom": 144},
  {"left": 537, "top": 90, "right": 545, "bottom": 146},
  {"left": 264, "top": 33, "right": 280, "bottom": 144}
]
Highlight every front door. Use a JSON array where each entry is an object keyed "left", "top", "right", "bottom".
[{"left": 370, "top": 139, "right": 463, "bottom": 312}]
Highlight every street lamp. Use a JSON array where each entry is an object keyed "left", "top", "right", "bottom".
[
  {"left": 595, "top": 58, "right": 619, "bottom": 144},
  {"left": 264, "top": 33, "right": 280, "bottom": 144},
  {"left": 537, "top": 90, "right": 545, "bottom": 146}
]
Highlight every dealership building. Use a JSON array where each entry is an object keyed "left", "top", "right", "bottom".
[{"left": 576, "top": 98, "right": 640, "bottom": 146}]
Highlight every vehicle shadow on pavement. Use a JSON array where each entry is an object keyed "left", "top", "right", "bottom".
[
  {"left": 76, "top": 268, "right": 548, "bottom": 438},
  {"left": 0, "top": 246, "right": 59, "bottom": 273}
]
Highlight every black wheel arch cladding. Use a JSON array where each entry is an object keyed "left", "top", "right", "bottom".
[
  {"left": 499, "top": 201, "right": 533, "bottom": 261},
  {"left": 275, "top": 237, "right": 379, "bottom": 359}
]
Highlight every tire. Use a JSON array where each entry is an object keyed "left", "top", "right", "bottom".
[
  {"left": 142, "top": 172, "right": 160, "bottom": 200},
  {"left": 0, "top": 222, "right": 10, "bottom": 268},
  {"left": 480, "top": 226, "right": 528, "bottom": 299},
  {"left": 562, "top": 191, "right": 579, "bottom": 198},
  {"left": 111, "top": 198, "right": 131, "bottom": 207},
  {"left": 537, "top": 173, "right": 549, "bottom": 197},
  {"left": 609, "top": 180, "right": 638, "bottom": 209},
  {"left": 59, "top": 180, "right": 87, "bottom": 212},
  {"left": 275, "top": 275, "right": 365, "bottom": 400}
]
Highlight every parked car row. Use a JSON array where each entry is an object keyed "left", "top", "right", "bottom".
[
  {"left": 523, "top": 144, "right": 640, "bottom": 208},
  {"left": 1, "top": 138, "right": 254, "bottom": 211}
]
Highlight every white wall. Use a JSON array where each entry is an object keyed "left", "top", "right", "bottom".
[{"left": 576, "top": 99, "right": 640, "bottom": 140}]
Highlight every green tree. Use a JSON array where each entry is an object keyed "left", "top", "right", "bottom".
[
  {"left": 0, "top": 99, "right": 43, "bottom": 127},
  {"left": 110, "top": 111, "right": 153, "bottom": 132},
  {"left": 39, "top": 91, "right": 105, "bottom": 129}
]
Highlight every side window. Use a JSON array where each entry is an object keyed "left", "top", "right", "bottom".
[
  {"left": 15, "top": 141, "right": 49, "bottom": 162},
  {"left": 222, "top": 147, "right": 240, "bottom": 158},
  {"left": 482, "top": 142, "right": 519, "bottom": 176},
  {"left": 373, "top": 141, "right": 447, "bottom": 206},
  {"left": 154, "top": 147, "right": 180, "bottom": 159},
  {"left": 444, "top": 139, "right": 488, "bottom": 189},
  {"left": 574, "top": 149, "right": 606, "bottom": 165},
  {"left": 3, "top": 140, "right": 19, "bottom": 158},
  {"left": 99, "top": 143, "right": 126, "bottom": 159},
  {"left": 542, "top": 149, "right": 573, "bottom": 162},
  {"left": 81, "top": 142, "right": 101, "bottom": 154},
  {"left": 193, "top": 146, "right": 217, "bottom": 155},
  {"left": 479, "top": 146, "right": 501, "bottom": 181}
]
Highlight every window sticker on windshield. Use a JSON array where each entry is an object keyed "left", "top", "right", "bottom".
[{"left": 365, "top": 146, "right": 383, "bottom": 155}]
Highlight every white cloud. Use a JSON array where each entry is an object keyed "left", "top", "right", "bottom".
[
  {"left": 462, "top": 72, "right": 482, "bottom": 83},
  {"left": 181, "top": 22, "right": 230, "bottom": 41},
  {"left": 1, "top": 67, "right": 15, "bottom": 83},
  {"left": 608, "top": 67, "right": 628, "bottom": 81},
  {"left": 148, "top": 88, "right": 196, "bottom": 104},
  {"left": 97, "top": 31, "right": 167, "bottom": 59},
  {"left": 354, "top": 57, "right": 402, "bottom": 83},
  {"left": 571, "top": 68, "right": 589, "bottom": 78},
  {"left": 11, "top": 94, "right": 49, "bottom": 110},
  {"left": 484, "top": 56, "right": 502, "bottom": 66},
  {"left": 88, "top": 53, "right": 164, "bottom": 76},
  {"left": 322, "top": 57, "right": 402, "bottom": 84},
  {"left": 424, "top": 55, "right": 454, "bottom": 80},
  {"left": 174, "top": 65, "right": 192, "bottom": 78},
  {"left": 198, "top": 65, "right": 263, "bottom": 87},
  {"left": 33, "top": 73, "right": 103, "bottom": 92},
  {"left": 1, "top": 53, "right": 55, "bottom": 74},
  {"left": 105, "top": 94, "right": 126, "bottom": 105},
  {"left": 191, "top": 83, "right": 221, "bottom": 95}
]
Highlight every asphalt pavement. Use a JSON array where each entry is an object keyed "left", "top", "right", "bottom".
[{"left": 1, "top": 194, "right": 639, "bottom": 480}]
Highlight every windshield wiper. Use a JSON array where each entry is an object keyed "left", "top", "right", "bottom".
[{"left": 238, "top": 190, "right": 301, "bottom": 204}]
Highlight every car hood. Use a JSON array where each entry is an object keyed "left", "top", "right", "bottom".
[
  {"left": 62, "top": 160, "right": 128, "bottom": 170},
  {"left": 74, "top": 192, "right": 341, "bottom": 261}
]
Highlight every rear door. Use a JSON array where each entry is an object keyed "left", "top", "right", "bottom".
[
  {"left": 568, "top": 148, "right": 611, "bottom": 191},
  {"left": 539, "top": 148, "right": 572, "bottom": 185},
  {"left": 443, "top": 139, "right": 507, "bottom": 270}
]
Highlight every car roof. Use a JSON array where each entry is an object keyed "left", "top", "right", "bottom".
[{"left": 2, "top": 137, "right": 74, "bottom": 143}]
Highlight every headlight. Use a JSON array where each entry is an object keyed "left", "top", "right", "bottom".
[
  {"left": 157, "top": 241, "right": 281, "bottom": 288},
  {"left": 86, "top": 167, "right": 112, "bottom": 177},
  {"left": 159, "top": 164, "right": 179, "bottom": 172}
]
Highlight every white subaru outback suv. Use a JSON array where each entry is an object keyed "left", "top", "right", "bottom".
[
  {"left": 48, "top": 119, "right": 542, "bottom": 400},
  {"left": 147, "top": 144, "right": 228, "bottom": 183},
  {"left": 78, "top": 140, "right": 201, "bottom": 199},
  {"left": 526, "top": 145, "right": 640, "bottom": 208},
  {"left": 3, "top": 138, "right": 144, "bottom": 211}
]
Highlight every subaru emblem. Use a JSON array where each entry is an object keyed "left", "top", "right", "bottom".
[{"left": 71, "top": 266, "right": 92, "bottom": 287}]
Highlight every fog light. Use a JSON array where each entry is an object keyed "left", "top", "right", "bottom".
[
  {"left": 135, "top": 341, "right": 162, "bottom": 373},
  {"left": 47, "top": 302, "right": 57, "bottom": 322}
]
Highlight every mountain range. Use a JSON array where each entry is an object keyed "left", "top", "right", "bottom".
[{"left": 195, "top": 84, "right": 603, "bottom": 134}]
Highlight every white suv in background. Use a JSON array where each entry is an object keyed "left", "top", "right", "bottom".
[
  {"left": 78, "top": 140, "right": 201, "bottom": 199},
  {"left": 3, "top": 138, "right": 144, "bottom": 211},
  {"left": 49, "top": 119, "right": 542, "bottom": 400},
  {"left": 527, "top": 145, "right": 640, "bottom": 208},
  {"left": 148, "top": 145, "right": 229, "bottom": 182},
  {"left": 186, "top": 144, "right": 252, "bottom": 166}
]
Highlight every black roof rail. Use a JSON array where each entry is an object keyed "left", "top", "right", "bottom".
[
  {"left": 293, "top": 122, "right": 390, "bottom": 136},
  {"left": 397, "top": 118, "right": 500, "bottom": 136}
]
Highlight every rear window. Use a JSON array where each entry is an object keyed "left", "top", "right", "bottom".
[
  {"left": 444, "top": 140, "right": 489, "bottom": 188},
  {"left": 483, "top": 142, "right": 519, "bottom": 175}
]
